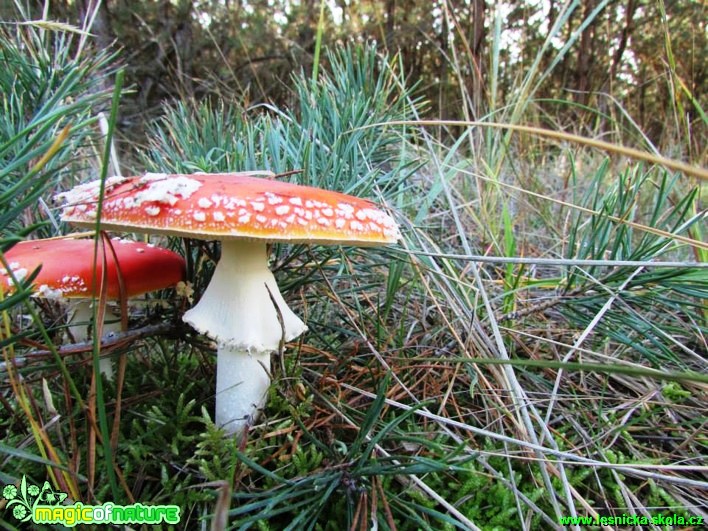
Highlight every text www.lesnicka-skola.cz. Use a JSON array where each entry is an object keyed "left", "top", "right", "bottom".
[{"left": 559, "top": 513, "right": 702, "bottom": 527}]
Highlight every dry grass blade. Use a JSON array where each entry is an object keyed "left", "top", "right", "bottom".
[{"left": 362, "top": 120, "right": 708, "bottom": 181}]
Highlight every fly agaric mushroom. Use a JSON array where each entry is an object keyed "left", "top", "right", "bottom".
[
  {"left": 56, "top": 172, "right": 400, "bottom": 434},
  {"left": 0, "top": 237, "right": 186, "bottom": 378}
]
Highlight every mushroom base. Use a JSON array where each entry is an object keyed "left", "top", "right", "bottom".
[{"left": 215, "top": 346, "right": 271, "bottom": 433}]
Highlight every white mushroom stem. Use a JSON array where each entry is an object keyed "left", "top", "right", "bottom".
[
  {"left": 213, "top": 346, "right": 271, "bottom": 433},
  {"left": 183, "top": 240, "right": 307, "bottom": 434},
  {"left": 69, "top": 301, "right": 122, "bottom": 379}
]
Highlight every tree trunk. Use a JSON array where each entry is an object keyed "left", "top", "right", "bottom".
[
  {"left": 77, "top": 0, "right": 114, "bottom": 52},
  {"left": 385, "top": 0, "right": 396, "bottom": 50},
  {"left": 575, "top": 0, "right": 598, "bottom": 106},
  {"left": 469, "top": 0, "right": 486, "bottom": 117},
  {"left": 608, "top": 0, "right": 637, "bottom": 86}
]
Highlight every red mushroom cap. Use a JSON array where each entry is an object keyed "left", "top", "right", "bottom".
[
  {"left": 0, "top": 238, "right": 186, "bottom": 299},
  {"left": 56, "top": 172, "right": 400, "bottom": 244}
]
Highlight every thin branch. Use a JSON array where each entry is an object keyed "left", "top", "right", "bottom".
[{"left": 0, "top": 322, "right": 176, "bottom": 372}]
